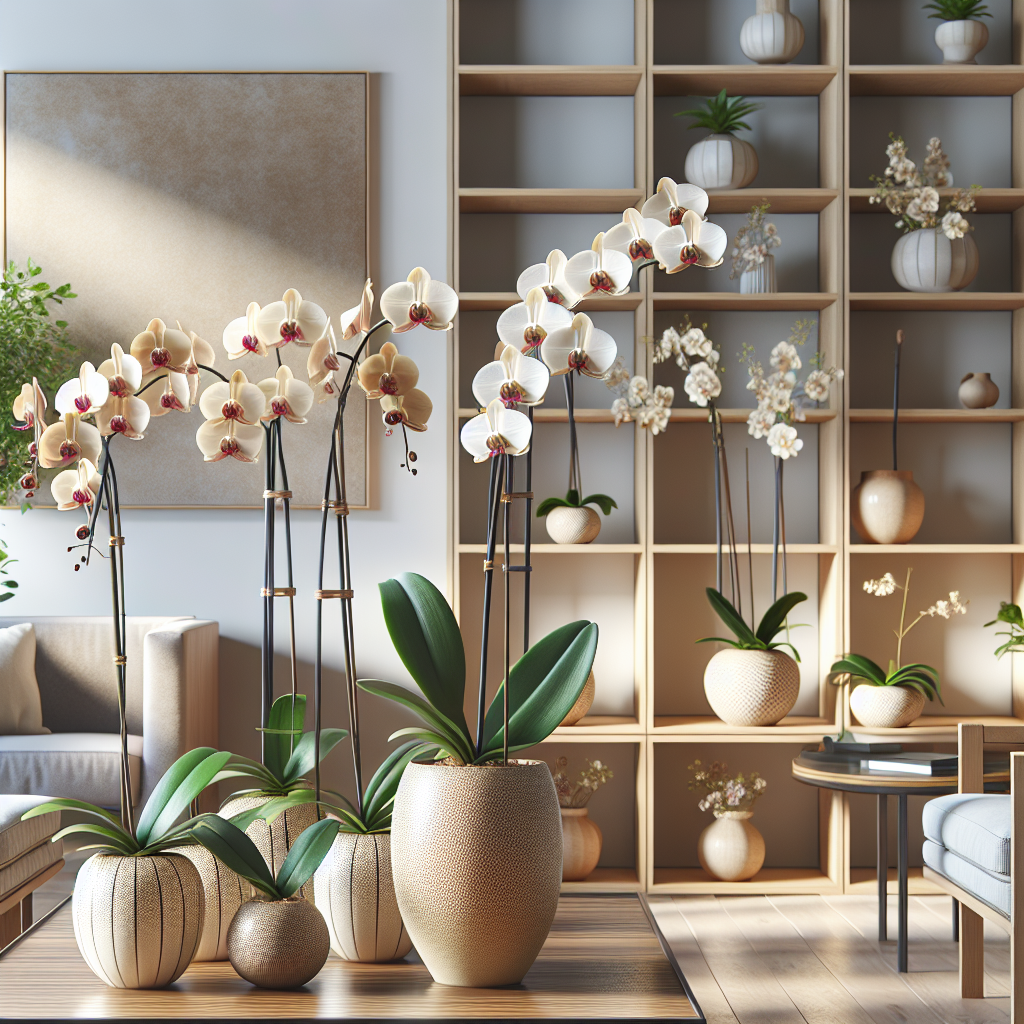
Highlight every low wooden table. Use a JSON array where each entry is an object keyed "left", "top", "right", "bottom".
[{"left": 0, "top": 893, "right": 703, "bottom": 1020}]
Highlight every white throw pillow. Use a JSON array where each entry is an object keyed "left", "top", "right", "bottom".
[{"left": 0, "top": 623, "right": 49, "bottom": 734}]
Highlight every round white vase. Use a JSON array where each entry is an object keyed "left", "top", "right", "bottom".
[
  {"left": 740, "top": 0, "right": 805, "bottom": 64},
  {"left": 698, "top": 812, "right": 765, "bottom": 882},
  {"left": 891, "top": 229, "right": 979, "bottom": 293},
  {"left": 703, "top": 648, "right": 800, "bottom": 727},
  {"left": 959, "top": 372, "right": 1000, "bottom": 409},
  {"left": 850, "top": 684, "right": 926, "bottom": 729},
  {"left": 935, "top": 19, "right": 989, "bottom": 64},
  {"left": 740, "top": 254, "right": 777, "bottom": 294},
  {"left": 545, "top": 505, "right": 601, "bottom": 544},
  {"left": 685, "top": 134, "right": 758, "bottom": 191}
]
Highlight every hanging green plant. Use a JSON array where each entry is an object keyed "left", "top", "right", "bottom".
[{"left": 536, "top": 489, "right": 617, "bottom": 517}]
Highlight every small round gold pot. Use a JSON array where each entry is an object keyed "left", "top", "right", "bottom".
[{"left": 226, "top": 896, "right": 329, "bottom": 989}]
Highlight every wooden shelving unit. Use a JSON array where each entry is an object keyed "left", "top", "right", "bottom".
[{"left": 451, "top": 0, "right": 1024, "bottom": 897}]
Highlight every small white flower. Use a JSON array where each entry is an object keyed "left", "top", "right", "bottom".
[
  {"left": 923, "top": 590, "right": 969, "bottom": 618},
  {"left": 770, "top": 341, "right": 802, "bottom": 374},
  {"left": 611, "top": 397, "right": 632, "bottom": 425},
  {"left": 683, "top": 362, "right": 721, "bottom": 408},
  {"left": 767, "top": 422, "right": 802, "bottom": 459},
  {"left": 942, "top": 211, "right": 968, "bottom": 240},
  {"left": 863, "top": 573, "right": 897, "bottom": 597},
  {"left": 767, "top": 383, "right": 793, "bottom": 415},
  {"left": 804, "top": 369, "right": 832, "bottom": 403},
  {"left": 919, "top": 186, "right": 940, "bottom": 213},
  {"left": 655, "top": 326, "right": 680, "bottom": 363},
  {"left": 628, "top": 376, "right": 650, "bottom": 403},
  {"left": 681, "top": 327, "right": 713, "bottom": 361},
  {"left": 747, "top": 408, "right": 775, "bottom": 439}
]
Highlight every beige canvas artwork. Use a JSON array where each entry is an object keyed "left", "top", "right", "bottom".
[{"left": 4, "top": 72, "right": 369, "bottom": 507}]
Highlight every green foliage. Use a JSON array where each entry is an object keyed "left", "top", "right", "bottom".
[
  {"left": 923, "top": 0, "right": 991, "bottom": 19},
  {"left": 358, "top": 573, "right": 598, "bottom": 765},
  {"left": 536, "top": 489, "right": 618, "bottom": 517},
  {"left": 1, "top": 260, "right": 77, "bottom": 505},
  {"left": 0, "top": 540, "right": 17, "bottom": 603},
  {"left": 985, "top": 601, "right": 1024, "bottom": 659},
  {"left": 698, "top": 588, "right": 806, "bottom": 661},
  {"left": 674, "top": 89, "right": 764, "bottom": 135},
  {"left": 830, "top": 653, "right": 943, "bottom": 703}
]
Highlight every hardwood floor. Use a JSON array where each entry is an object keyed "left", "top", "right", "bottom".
[{"left": 650, "top": 895, "right": 1011, "bottom": 1024}]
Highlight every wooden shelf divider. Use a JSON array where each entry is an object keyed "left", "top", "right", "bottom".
[
  {"left": 850, "top": 292, "right": 1024, "bottom": 311},
  {"left": 654, "top": 292, "right": 838, "bottom": 311},
  {"left": 458, "top": 64, "right": 643, "bottom": 96},
  {"left": 653, "top": 65, "right": 838, "bottom": 96},
  {"left": 849, "top": 65, "right": 1024, "bottom": 96}
]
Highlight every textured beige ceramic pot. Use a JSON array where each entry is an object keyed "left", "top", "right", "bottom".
[
  {"left": 850, "top": 684, "right": 926, "bottom": 729},
  {"left": 560, "top": 807, "right": 602, "bottom": 881},
  {"left": 559, "top": 670, "right": 595, "bottom": 726},
  {"left": 704, "top": 648, "right": 800, "bottom": 727},
  {"left": 959, "top": 372, "right": 999, "bottom": 409},
  {"left": 698, "top": 811, "right": 765, "bottom": 882},
  {"left": 545, "top": 505, "right": 601, "bottom": 544},
  {"left": 72, "top": 852, "right": 204, "bottom": 988},
  {"left": 220, "top": 792, "right": 319, "bottom": 901},
  {"left": 391, "top": 759, "right": 563, "bottom": 987},
  {"left": 176, "top": 842, "right": 248, "bottom": 962},
  {"left": 739, "top": 0, "right": 805, "bottom": 64},
  {"left": 685, "top": 135, "right": 758, "bottom": 190},
  {"left": 851, "top": 470, "right": 925, "bottom": 545},
  {"left": 226, "top": 896, "right": 329, "bottom": 989},
  {"left": 313, "top": 831, "right": 412, "bottom": 962}
]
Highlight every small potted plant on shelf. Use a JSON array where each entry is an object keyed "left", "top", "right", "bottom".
[
  {"left": 740, "top": 0, "right": 805, "bottom": 64},
  {"left": 688, "top": 759, "right": 768, "bottom": 882},
  {"left": 676, "top": 89, "right": 763, "bottom": 191},
  {"left": 551, "top": 756, "right": 614, "bottom": 881},
  {"left": 536, "top": 489, "right": 617, "bottom": 545},
  {"left": 831, "top": 569, "right": 966, "bottom": 729},
  {"left": 925, "top": 0, "right": 991, "bottom": 64},
  {"left": 730, "top": 202, "right": 781, "bottom": 293},
  {"left": 986, "top": 601, "right": 1024, "bottom": 657}
]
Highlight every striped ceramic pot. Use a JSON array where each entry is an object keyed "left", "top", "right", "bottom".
[
  {"left": 684, "top": 134, "right": 758, "bottom": 190},
  {"left": 72, "top": 853, "right": 203, "bottom": 988},
  {"left": 739, "top": 0, "right": 805, "bottom": 64},
  {"left": 935, "top": 19, "right": 988, "bottom": 63},
  {"left": 891, "top": 229, "right": 979, "bottom": 293},
  {"left": 176, "top": 842, "right": 248, "bottom": 961}
]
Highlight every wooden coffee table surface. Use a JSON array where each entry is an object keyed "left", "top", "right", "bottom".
[{"left": 0, "top": 893, "right": 702, "bottom": 1020}]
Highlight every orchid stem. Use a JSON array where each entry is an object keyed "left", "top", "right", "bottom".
[
  {"left": 476, "top": 454, "right": 504, "bottom": 757},
  {"left": 523, "top": 410, "right": 534, "bottom": 654},
  {"left": 502, "top": 453, "right": 512, "bottom": 766},
  {"left": 772, "top": 455, "right": 781, "bottom": 602}
]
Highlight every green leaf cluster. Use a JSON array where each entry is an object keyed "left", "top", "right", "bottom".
[
  {"left": 0, "top": 540, "right": 17, "bottom": 603},
  {"left": 985, "top": 601, "right": 1024, "bottom": 659},
  {"left": 536, "top": 489, "right": 618, "bottom": 517},
  {"left": 674, "top": 89, "right": 764, "bottom": 136},
  {"left": 830, "top": 654, "right": 943, "bottom": 703},
  {"left": 358, "top": 573, "right": 598, "bottom": 765},
  {"left": 923, "top": 0, "right": 991, "bottom": 19},
  {"left": 698, "top": 588, "right": 806, "bottom": 661}
]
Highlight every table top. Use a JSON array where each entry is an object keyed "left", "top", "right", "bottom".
[
  {"left": 0, "top": 893, "right": 703, "bottom": 1021},
  {"left": 792, "top": 753, "right": 1011, "bottom": 796}
]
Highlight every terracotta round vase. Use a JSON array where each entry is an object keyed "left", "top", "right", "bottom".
[
  {"left": 177, "top": 842, "right": 248, "bottom": 962},
  {"left": 313, "top": 831, "right": 412, "bottom": 963},
  {"left": 545, "top": 506, "right": 601, "bottom": 544},
  {"left": 935, "top": 19, "right": 989, "bottom": 63},
  {"left": 703, "top": 648, "right": 800, "bottom": 727},
  {"left": 698, "top": 811, "right": 765, "bottom": 882},
  {"left": 891, "top": 229, "right": 978, "bottom": 293},
  {"left": 390, "top": 759, "right": 563, "bottom": 988},
  {"left": 959, "top": 372, "right": 999, "bottom": 409},
  {"left": 560, "top": 807, "right": 602, "bottom": 881},
  {"left": 559, "top": 670, "right": 595, "bottom": 726},
  {"left": 72, "top": 852, "right": 204, "bottom": 988},
  {"left": 851, "top": 470, "right": 925, "bottom": 545},
  {"left": 685, "top": 134, "right": 758, "bottom": 190},
  {"left": 226, "top": 896, "right": 329, "bottom": 989},
  {"left": 740, "top": 0, "right": 805, "bottom": 64},
  {"left": 850, "top": 684, "right": 926, "bottom": 729}
]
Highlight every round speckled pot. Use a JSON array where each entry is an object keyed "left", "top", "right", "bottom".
[
  {"left": 227, "top": 896, "right": 329, "bottom": 989},
  {"left": 390, "top": 760, "right": 563, "bottom": 987},
  {"left": 850, "top": 684, "right": 926, "bottom": 729}
]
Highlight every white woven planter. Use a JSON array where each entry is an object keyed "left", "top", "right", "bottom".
[
  {"left": 740, "top": 254, "right": 777, "bottom": 294},
  {"left": 891, "top": 229, "right": 979, "bottom": 293},
  {"left": 850, "top": 684, "right": 926, "bottom": 729},
  {"left": 685, "top": 135, "right": 758, "bottom": 191},
  {"left": 545, "top": 506, "right": 601, "bottom": 544},
  {"left": 740, "top": 0, "right": 805, "bottom": 64},
  {"left": 935, "top": 19, "right": 989, "bottom": 64},
  {"left": 703, "top": 648, "right": 800, "bottom": 727}
]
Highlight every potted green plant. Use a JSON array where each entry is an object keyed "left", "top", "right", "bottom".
[
  {"left": 699, "top": 587, "right": 806, "bottom": 727},
  {"left": 925, "top": 0, "right": 991, "bottom": 63},
  {"left": 357, "top": 571, "right": 597, "bottom": 988},
  {"left": 676, "top": 89, "right": 763, "bottom": 190},
  {"left": 986, "top": 600, "right": 1024, "bottom": 657},
  {"left": 537, "top": 487, "right": 617, "bottom": 545}
]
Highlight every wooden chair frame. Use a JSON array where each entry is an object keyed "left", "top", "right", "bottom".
[{"left": 922, "top": 723, "right": 1023, "bottom": 1016}]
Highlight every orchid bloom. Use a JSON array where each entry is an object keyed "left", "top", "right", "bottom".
[
  {"left": 96, "top": 392, "right": 151, "bottom": 440},
  {"left": 257, "top": 289, "right": 329, "bottom": 348},
  {"left": 38, "top": 413, "right": 102, "bottom": 469},
  {"left": 258, "top": 365, "right": 314, "bottom": 425},
  {"left": 380, "top": 390, "right": 433, "bottom": 433},
  {"left": 564, "top": 233, "right": 633, "bottom": 299},
  {"left": 380, "top": 267, "right": 458, "bottom": 333},
  {"left": 357, "top": 341, "right": 419, "bottom": 400},
  {"left": 496, "top": 287, "right": 572, "bottom": 353},
  {"left": 50, "top": 458, "right": 102, "bottom": 511},
  {"left": 603, "top": 207, "right": 668, "bottom": 264},
  {"left": 473, "top": 344, "right": 551, "bottom": 408},
  {"left": 140, "top": 371, "right": 191, "bottom": 417},
  {"left": 641, "top": 177, "right": 710, "bottom": 227},
  {"left": 12, "top": 380, "right": 46, "bottom": 431},
  {"left": 184, "top": 329, "right": 217, "bottom": 404},
  {"left": 651, "top": 209, "right": 727, "bottom": 273},
  {"left": 541, "top": 312, "right": 618, "bottom": 378},
  {"left": 223, "top": 302, "right": 268, "bottom": 359},
  {"left": 196, "top": 370, "right": 266, "bottom": 463},
  {"left": 131, "top": 318, "right": 192, "bottom": 375},
  {"left": 96, "top": 344, "right": 143, "bottom": 401},
  {"left": 516, "top": 250, "right": 581, "bottom": 309},
  {"left": 55, "top": 361, "right": 109, "bottom": 418},
  {"left": 307, "top": 324, "right": 342, "bottom": 403},
  {"left": 460, "top": 398, "right": 532, "bottom": 462},
  {"left": 339, "top": 279, "right": 374, "bottom": 341}
]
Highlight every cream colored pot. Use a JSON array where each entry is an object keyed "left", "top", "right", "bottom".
[
  {"left": 177, "top": 842, "right": 248, "bottom": 962},
  {"left": 935, "top": 19, "right": 989, "bottom": 63},
  {"left": 560, "top": 807, "right": 602, "bottom": 881},
  {"left": 850, "top": 684, "right": 926, "bottom": 729},
  {"left": 698, "top": 811, "right": 765, "bottom": 882},
  {"left": 545, "top": 505, "right": 601, "bottom": 544},
  {"left": 559, "top": 670, "right": 595, "bottom": 726},
  {"left": 851, "top": 470, "right": 925, "bottom": 545},
  {"left": 703, "top": 648, "right": 799, "bottom": 726},
  {"left": 227, "top": 896, "right": 329, "bottom": 989},
  {"left": 959, "top": 372, "right": 999, "bottom": 409},
  {"left": 739, "top": 0, "right": 805, "bottom": 64},
  {"left": 891, "top": 229, "right": 978, "bottom": 293},
  {"left": 685, "top": 135, "right": 758, "bottom": 190}
]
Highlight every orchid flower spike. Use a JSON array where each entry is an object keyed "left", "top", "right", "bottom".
[
  {"left": 603, "top": 208, "right": 668, "bottom": 264},
  {"left": 12, "top": 380, "right": 47, "bottom": 430},
  {"left": 357, "top": 341, "right": 420, "bottom": 400},
  {"left": 516, "top": 250, "right": 581, "bottom": 309},
  {"left": 651, "top": 209, "right": 727, "bottom": 273},
  {"left": 339, "top": 279, "right": 374, "bottom": 341},
  {"left": 541, "top": 312, "right": 618, "bottom": 378},
  {"left": 55, "top": 361, "right": 109, "bottom": 418},
  {"left": 381, "top": 267, "right": 458, "bottom": 333},
  {"left": 460, "top": 398, "right": 533, "bottom": 462},
  {"left": 496, "top": 286, "right": 572, "bottom": 353},
  {"left": 196, "top": 370, "right": 266, "bottom": 463},
  {"left": 641, "top": 177, "right": 710, "bottom": 227},
  {"left": 131, "top": 318, "right": 192, "bottom": 375},
  {"left": 307, "top": 323, "right": 342, "bottom": 403},
  {"left": 564, "top": 233, "right": 634, "bottom": 299},
  {"left": 473, "top": 344, "right": 551, "bottom": 409},
  {"left": 223, "top": 302, "right": 268, "bottom": 359},
  {"left": 51, "top": 458, "right": 102, "bottom": 512},
  {"left": 258, "top": 365, "right": 314, "bottom": 425},
  {"left": 38, "top": 413, "right": 102, "bottom": 470},
  {"left": 257, "top": 289, "right": 329, "bottom": 349}
]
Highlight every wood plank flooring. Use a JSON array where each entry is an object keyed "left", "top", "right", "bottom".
[{"left": 650, "top": 896, "right": 1012, "bottom": 1024}]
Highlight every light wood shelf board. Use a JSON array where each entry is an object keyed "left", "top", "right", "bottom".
[
  {"left": 653, "top": 716, "right": 832, "bottom": 738},
  {"left": 458, "top": 65, "right": 643, "bottom": 96},
  {"left": 851, "top": 408, "right": 1024, "bottom": 423},
  {"left": 651, "top": 867, "right": 840, "bottom": 894},
  {"left": 706, "top": 188, "right": 839, "bottom": 213},
  {"left": 848, "top": 715, "right": 1024, "bottom": 741},
  {"left": 461, "top": 406, "right": 838, "bottom": 424},
  {"left": 560, "top": 868, "right": 642, "bottom": 893},
  {"left": 457, "top": 406, "right": 623, "bottom": 423},
  {"left": 849, "top": 543, "right": 1024, "bottom": 553},
  {"left": 550, "top": 716, "right": 644, "bottom": 738},
  {"left": 458, "top": 542, "right": 642, "bottom": 554},
  {"left": 849, "top": 65, "right": 1024, "bottom": 96},
  {"left": 459, "top": 187, "right": 643, "bottom": 214},
  {"left": 669, "top": 407, "right": 837, "bottom": 423},
  {"left": 653, "top": 65, "right": 838, "bottom": 96},
  {"left": 654, "top": 292, "right": 838, "bottom": 311},
  {"left": 847, "top": 867, "right": 944, "bottom": 895},
  {"left": 458, "top": 291, "right": 643, "bottom": 311},
  {"left": 850, "top": 292, "right": 1024, "bottom": 311},
  {"left": 848, "top": 187, "right": 1024, "bottom": 214},
  {"left": 652, "top": 543, "right": 837, "bottom": 554}
]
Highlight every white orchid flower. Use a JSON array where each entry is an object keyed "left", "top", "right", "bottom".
[
  {"left": 183, "top": 328, "right": 216, "bottom": 404},
  {"left": 496, "top": 286, "right": 572, "bottom": 353},
  {"left": 50, "top": 458, "right": 102, "bottom": 511},
  {"left": 38, "top": 413, "right": 102, "bottom": 469},
  {"left": 339, "top": 279, "right": 374, "bottom": 341},
  {"left": 651, "top": 209, "right": 727, "bottom": 273},
  {"left": 564, "top": 232, "right": 633, "bottom": 298},
  {"left": 96, "top": 344, "right": 143, "bottom": 403},
  {"left": 307, "top": 324, "right": 342, "bottom": 403},
  {"left": 461, "top": 398, "right": 532, "bottom": 462},
  {"left": 380, "top": 390, "right": 433, "bottom": 433},
  {"left": 55, "top": 361, "right": 109, "bottom": 417},
  {"left": 541, "top": 312, "right": 618, "bottom": 379},
  {"left": 641, "top": 177, "right": 710, "bottom": 227},
  {"left": 258, "top": 365, "right": 314, "bottom": 425},
  {"left": 604, "top": 208, "right": 668, "bottom": 263},
  {"left": 357, "top": 341, "right": 419, "bottom": 400},
  {"left": 96, "top": 392, "right": 151, "bottom": 440},
  {"left": 131, "top": 318, "right": 192, "bottom": 375},
  {"left": 472, "top": 345, "right": 551, "bottom": 408},
  {"left": 257, "top": 288, "right": 329, "bottom": 348},
  {"left": 223, "top": 302, "right": 268, "bottom": 359},
  {"left": 140, "top": 371, "right": 191, "bottom": 417},
  {"left": 196, "top": 370, "right": 266, "bottom": 463},
  {"left": 13, "top": 380, "right": 46, "bottom": 430},
  {"left": 381, "top": 267, "right": 458, "bottom": 333},
  {"left": 516, "top": 249, "right": 581, "bottom": 309},
  {"left": 767, "top": 422, "right": 803, "bottom": 460}
]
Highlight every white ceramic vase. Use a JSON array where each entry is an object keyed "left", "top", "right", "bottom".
[
  {"left": 740, "top": 254, "right": 777, "bottom": 294},
  {"left": 850, "top": 470, "right": 925, "bottom": 545},
  {"left": 850, "top": 684, "right": 926, "bottom": 729},
  {"left": 935, "top": 19, "right": 989, "bottom": 64},
  {"left": 959, "top": 372, "right": 999, "bottom": 409},
  {"left": 703, "top": 648, "right": 800, "bottom": 727},
  {"left": 698, "top": 811, "right": 765, "bottom": 882},
  {"left": 740, "top": 0, "right": 805, "bottom": 64},
  {"left": 176, "top": 842, "right": 248, "bottom": 962},
  {"left": 545, "top": 505, "right": 601, "bottom": 544},
  {"left": 685, "top": 134, "right": 758, "bottom": 191},
  {"left": 891, "top": 229, "right": 979, "bottom": 293}
]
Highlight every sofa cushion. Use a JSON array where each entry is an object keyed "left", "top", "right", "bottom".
[
  {"left": 0, "top": 834, "right": 63, "bottom": 902},
  {"left": 923, "top": 838, "right": 1011, "bottom": 918},
  {"left": 0, "top": 623, "right": 48, "bottom": 734},
  {"left": 0, "top": 733, "right": 142, "bottom": 808},
  {"left": 0, "top": 795, "right": 61, "bottom": 868},
  {"left": 922, "top": 793, "right": 1009, "bottom": 876}
]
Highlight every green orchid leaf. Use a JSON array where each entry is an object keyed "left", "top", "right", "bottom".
[
  {"left": 536, "top": 496, "right": 574, "bottom": 516},
  {"left": 358, "top": 679, "right": 473, "bottom": 762},
  {"left": 21, "top": 798, "right": 122, "bottom": 827},
  {"left": 280, "top": 727, "right": 348, "bottom": 785},
  {"left": 276, "top": 818, "right": 341, "bottom": 898},
  {"left": 756, "top": 591, "right": 808, "bottom": 646},
  {"left": 263, "top": 694, "right": 307, "bottom": 783},
  {"left": 386, "top": 726, "right": 466, "bottom": 762},
  {"left": 766, "top": 641, "right": 802, "bottom": 662},
  {"left": 320, "top": 803, "right": 370, "bottom": 833},
  {"left": 566, "top": 489, "right": 580, "bottom": 506},
  {"left": 142, "top": 751, "right": 231, "bottom": 846},
  {"left": 226, "top": 791, "right": 313, "bottom": 831},
  {"left": 830, "top": 654, "right": 887, "bottom": 684},
  {"left": 362, "top": 741, "right": 438, "bottom": 825},
  {"left": 704, "top": 588, "right": 759, "bottom": 647},
  {"left": 694, "top": 636, "right": 744, "bottom": 647},
  {"left": 134, "top": 747, "right": 218, "bottom": 846},
  {"left": 361, "top": 740, "right": 430, "bottom": 814},
  {"left": 581, "top": 494, "right": 618, "bottom": 516},
  {"left": 52, "top": 822, "right": 137, "bottom": 854},
  {"left": 189, "top": 814, "right": 279, "bottom": 899}
]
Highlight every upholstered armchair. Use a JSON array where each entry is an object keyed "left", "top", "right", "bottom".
[{"left": 0, "top": 616, "right": 218, "bottom": 809}]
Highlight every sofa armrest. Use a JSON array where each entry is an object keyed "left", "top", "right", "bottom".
[
  {"left": 141, "top": 620, "right": 219, "bottom": 806},
  {"left": 959, "top": 722, "right": 984, "bottom": 795}
]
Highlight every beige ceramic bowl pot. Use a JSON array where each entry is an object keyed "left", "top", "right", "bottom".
[
  {"left": 227, "top": 896, "right": 329, "bottom": 989},
  {"left": 390, "top": 759, "right": 563, "bottom": 987},
  {"left": 698, "top": 812, "right": 765, "bottom": 882},
  {"left": 704, "top": 648, "right": 800, "bottom": 727},
  {"left": 545, "top": 505, "right": 601, "bottom": 544},
  {"left": 850, "top": 684, "right": 926, "bottom": 729},
  {"left": 851, "top": 470, "right": 925, "bottom": 545}
]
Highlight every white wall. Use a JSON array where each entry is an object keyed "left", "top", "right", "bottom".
[{"left": 0, "top": 0, "right": 451, "bottom": 791}]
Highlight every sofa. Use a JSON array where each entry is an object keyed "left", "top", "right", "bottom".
[{"left": 0, "top": 616, "right": 218, "bottom": 810}]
